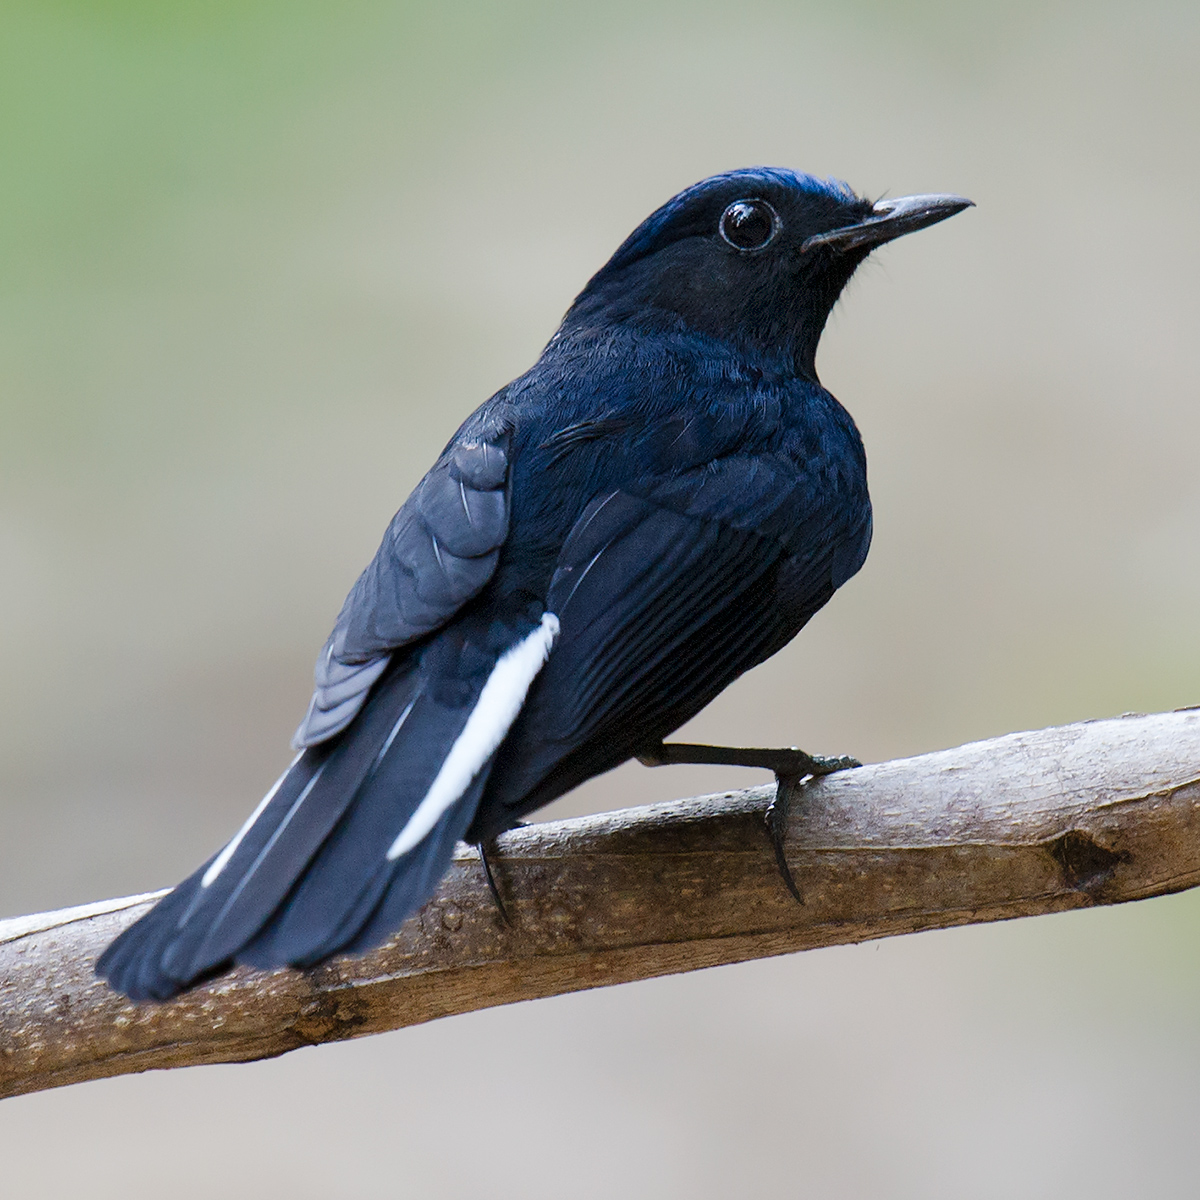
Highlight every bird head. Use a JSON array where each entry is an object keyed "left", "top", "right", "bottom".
[{"left": 567, "top": 167, "right": 972, "bottom": 380}]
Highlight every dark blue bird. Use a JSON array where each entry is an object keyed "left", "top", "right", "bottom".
[{"left": 97, "top": 168, "right": 970, "bottom": 1000}]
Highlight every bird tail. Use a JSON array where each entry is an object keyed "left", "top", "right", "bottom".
[{"left": 97, "top": 612, "right": 557, "bottom": 1001}]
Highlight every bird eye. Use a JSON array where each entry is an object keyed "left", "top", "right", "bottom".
[{"left": 719, "top": 199, "right": 779, "bottom": 251}]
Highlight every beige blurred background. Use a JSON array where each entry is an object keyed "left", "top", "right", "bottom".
[{"left": 2, "top": 0, "right": 1199, "bottom": 1195}]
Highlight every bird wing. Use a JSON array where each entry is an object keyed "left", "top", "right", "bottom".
[
  {"left": 476, "top": 452, "right": 855, "bottom": 828},
  {"left": 293, "top": 427, "right": 511, "bottom": 747}
]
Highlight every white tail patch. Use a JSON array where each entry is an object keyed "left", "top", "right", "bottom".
[
  {"left": 201, "top": 754, "right": 301, "bottom": 888},
  {"left": 374, "top": 696, "right": 418, "bottom": 768},
  {"left": 387, "top": 613, "right": 559, "bottom": 861}
]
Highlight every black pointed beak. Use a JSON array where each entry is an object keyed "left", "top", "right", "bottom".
[{"left": 802, "top": 193, "right": 974, "bottom": 254}]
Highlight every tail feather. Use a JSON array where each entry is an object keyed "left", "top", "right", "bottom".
[
  {"left": 97, "top": 613, "right": 551, "bottom": 1002},
  {"left": 243, "top": 781, "right": 480, "bottom": 967},
  {"left": 340, "top": 796, "right": 478, "bottom": 956},
  {"left": 157, "top": 751, "right": 337, "bottom": 982},
  {"left": 94, "top": 864, "right": 215, "bottom": 1001},
  {"left": 237, "top": 689, "right": 482, "bottom": 966},
  {"left": 164, "top": 668, "right": 428, "bottom": 982}
]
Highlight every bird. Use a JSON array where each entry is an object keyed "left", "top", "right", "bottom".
[{"left": 97, "top": 167, "right": 971, "bottom": 1001}]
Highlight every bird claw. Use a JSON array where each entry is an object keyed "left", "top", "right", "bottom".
[
  {"left": 765, "top": 753, "right": 860, "bottom": 905},
  {"left": 477, "top": 841, "right": 513, "bottom": 928},
  {"left": 764, "top": 786, "right": 804, "bottom": 904}
]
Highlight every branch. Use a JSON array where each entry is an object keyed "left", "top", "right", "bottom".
[{"left": 3, "top": 710, "right": 1199, "bottom": 1100}]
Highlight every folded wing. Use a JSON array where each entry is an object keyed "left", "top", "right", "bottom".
[
  {"left": 294, "top": 429, "right": 511, "bottom": 747},
  {"left": 474, "top": 454, "right": 856, "bottom": 833}
]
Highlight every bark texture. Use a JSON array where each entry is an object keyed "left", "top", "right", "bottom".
[{"left": 3, "top": 709, "right": 1199, "bottom": 1100}]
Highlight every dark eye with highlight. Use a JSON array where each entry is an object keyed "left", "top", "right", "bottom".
[{"left": 719, "top": 199, "right": 779, "bottom": 250}]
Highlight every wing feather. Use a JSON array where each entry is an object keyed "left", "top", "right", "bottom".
[
  {"left": 474, "top": 458, "right": 854, "bottom": 833},
  {"left": 293, "top": 427, "right": 511, "bottom": 748}
]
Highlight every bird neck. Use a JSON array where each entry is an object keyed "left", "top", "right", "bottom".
[{"left": 549, "top": 305, "right": 805, "bottom": 385}]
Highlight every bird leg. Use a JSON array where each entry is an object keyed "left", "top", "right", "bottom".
[
  {"left": 636, "top": 741, "right": 861, "bottom": 904},
  {"left": 636, "top": 741, "right": 859, "bottom": 777}
]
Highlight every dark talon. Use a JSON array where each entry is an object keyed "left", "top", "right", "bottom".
[
  {"left": 763, "top": 758, "right": 859, "bottom": 904},
  {"left": 765, "top": 783, "right": 805, "bottom": 904},
  {"left": 477, "top": 840, "right": 512, "bottom": 927}
]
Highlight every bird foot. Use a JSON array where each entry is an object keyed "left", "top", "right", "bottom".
[
  {"left": 764, "top": 755, "right": 861, "bottom": 905},
  {"left": 635, "top": 740, "right": 861, "bottom": 905}
]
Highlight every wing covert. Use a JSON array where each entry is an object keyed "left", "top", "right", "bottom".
[{"left": 293, "top": 428, "right": 511, "bottom": 748}]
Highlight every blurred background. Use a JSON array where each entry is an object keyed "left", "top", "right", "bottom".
[{"left": 2, "top": 0, "right": 1199, "bottom": 1195}]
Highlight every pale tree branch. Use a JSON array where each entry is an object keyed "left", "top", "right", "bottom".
[{"left": 3, "top": 709, "right": 1199, "bottom": 1100}]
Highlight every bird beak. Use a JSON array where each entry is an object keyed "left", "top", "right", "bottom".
[{"left": 801, "top": 193, "right": 974, "bottom": 253}]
